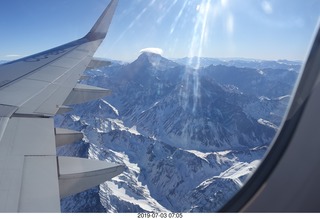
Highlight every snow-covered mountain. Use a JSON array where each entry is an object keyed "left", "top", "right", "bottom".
[
  {"left": 55, "top": 53, "right": 298, "bottom": 212},
  {"left": 175, "top": 57, "right": 302, "bottom": 72}
]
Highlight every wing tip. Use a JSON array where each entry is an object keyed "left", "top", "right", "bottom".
[{"left": 85, "top": 0, "right": 119, "bottom": 41}]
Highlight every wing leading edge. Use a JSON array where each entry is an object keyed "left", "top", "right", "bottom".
[{"left": 0, "top": 0, "right": 124, "bottom": 212}]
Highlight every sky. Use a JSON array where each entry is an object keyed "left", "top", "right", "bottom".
[{"left": 0, "top": 0, "right": 319, "bottom": 62}]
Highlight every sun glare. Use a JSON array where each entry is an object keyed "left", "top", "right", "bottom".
[{"left": 180, "top": 0, "right": 212, "bottom": 113}]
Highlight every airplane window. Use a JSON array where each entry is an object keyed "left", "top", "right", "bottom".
[
  {"left": 55, "top": 0, "right": 319, "bottom": 213},
  {"left": 2, "top": 0, "right": 319, "bottom": 213}
]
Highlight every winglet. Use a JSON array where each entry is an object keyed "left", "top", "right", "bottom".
[{"left": 85, "top": 0, "right": 119, "bottom": 41}]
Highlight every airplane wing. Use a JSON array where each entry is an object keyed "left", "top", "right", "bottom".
[{"left": 0, "top": 0, "right": 124, "bottom": 212}]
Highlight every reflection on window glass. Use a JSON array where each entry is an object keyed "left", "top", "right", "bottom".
[{"left": 49, "top": 0, "right": 319, "bottom": 212}]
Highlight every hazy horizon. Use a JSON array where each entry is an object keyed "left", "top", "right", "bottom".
[{"left": 1, "top": 0, "right": 319, "bottom": 62}]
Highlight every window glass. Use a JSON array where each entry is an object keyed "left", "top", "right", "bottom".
[
  {"left": 2, "top": 0, "right": 318, "bottom": 213},
  {"left": 55, "top": 0, "right": 319, "bottom": 213}
]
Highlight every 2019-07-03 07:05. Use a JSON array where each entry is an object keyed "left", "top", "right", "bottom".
[{"left": 137, "top": 212, "right": 183, "bottom": 218}]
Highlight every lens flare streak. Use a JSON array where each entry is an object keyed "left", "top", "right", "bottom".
[{"left": 184, "top": 0, "right": 212, "bottom": 113}]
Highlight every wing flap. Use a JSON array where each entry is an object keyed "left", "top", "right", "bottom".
[
  {"left": 63, "top": 84, "right": 112, "bottom": 105},
  {"left": 0, "top": 117, "right": 55, "bottom": 156},
  {"left": 58, "top": 156, "right": 125, "bottom": 198},
  {"left": 55, "top": 128, "right": 83, "bottom": 147},
  {"left": 0, "top": 155, "right": 24, "bottom": 212},
  {"left": 0, "top": 117, "right": 56, "bottom": 212},
  {"left": 19, "top": 156, "right": 60, "bottom": 212},
  {"left": 56, "top": 106, "right": 73, "bottom": 114},
  {"left": 0, "top": 105, "right": 17, "bottom": 117}
]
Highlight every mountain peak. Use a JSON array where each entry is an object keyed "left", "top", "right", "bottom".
[
  {"left": 134, "top": 52, "right": 178, "bottom": 70},
  {"left": 139, "top": 51, "right": 162, "bottom": 60},
  {"left": 140, "top": 47, "right": 163, "bottom": 55}
]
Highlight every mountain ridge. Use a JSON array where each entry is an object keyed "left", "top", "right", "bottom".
[{"left": 56, "top": 53, "right": 297, "bottom": 212}]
